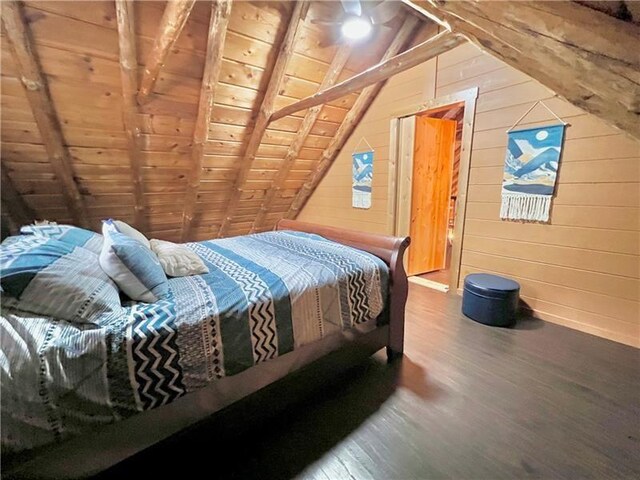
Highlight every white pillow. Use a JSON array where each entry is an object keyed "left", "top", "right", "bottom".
[
  {"left": 112, "top": 220, "right": 150, "bottom": 249},
  {"left": 150, "top": 239, "right": 209, "bottom": 277}
]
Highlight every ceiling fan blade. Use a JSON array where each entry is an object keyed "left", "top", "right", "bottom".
[
  {"left": 368, "top": 0, "right": 401, "bottom": 25},
  {"left": 340, "top": 0, "right": 362, "bottom": 17}
]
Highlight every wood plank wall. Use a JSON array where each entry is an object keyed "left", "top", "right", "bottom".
[
  {"left": 298, "top": 63, "right": 438, "bottom": 232},
  {"left": 299, "top": 42, "right": 640, "bottom": 348}
]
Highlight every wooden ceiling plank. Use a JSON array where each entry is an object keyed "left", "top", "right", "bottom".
[
  {"left": 137, "top": 0, "right": 196, "bottom": 105},
  {"left": 1, "top": 166, "right": 36, "bottom": 227},
  {"left": 270, "top": 30, "right": 464, "bottom": 122},
  {"left": 250, "top": 43, "right": 352, "bottom": 233},
  {"left": 1, "top": 0, "right": 89, "bottom": 228},
  {"left": 286, "top": 15, "right": 422, "bottom": 219},
  {"left": 218, "top": 0, "right": 308, "bottom": 237},
  {"left": 406, "top": 0, "right": 640, "bottom": 140},
  {"left": 115, "top": 0, "right": 147, "bottom": 232},
  {"left": 180, "top": 0, "right": 233, "bottom": 242}
]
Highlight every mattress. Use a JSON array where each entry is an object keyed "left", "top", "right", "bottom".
[{"left": 1, "top": 230, "right": 389, "bottom": 453}]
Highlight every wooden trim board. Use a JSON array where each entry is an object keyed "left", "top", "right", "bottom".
[{"left": 408, "top": 275, "right": 449, "bottom": 293}]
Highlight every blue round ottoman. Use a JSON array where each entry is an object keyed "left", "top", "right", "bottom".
[{"left": 462, "top": 274, "right": 520, "bottom": 327}]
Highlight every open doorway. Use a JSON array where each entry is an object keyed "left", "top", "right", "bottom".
[
  {"left": 410, "top": 103, "right": 464, "bottom": 289},
  {"left": 388, "top": 88, "right": 478, "bottom": 293}
]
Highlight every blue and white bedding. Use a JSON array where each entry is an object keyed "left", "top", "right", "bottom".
[
  {"left": 1, "top": 231, "right": 388, "bottom": 453},
  {"left": 19, "top": 223, "right": 103, "bottom": 255}
]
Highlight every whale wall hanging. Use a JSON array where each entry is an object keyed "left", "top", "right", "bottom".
[{"left": 500, "top": 101, "right": 568, "bottom": 222}]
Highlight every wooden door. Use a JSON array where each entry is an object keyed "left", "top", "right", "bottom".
[{"left": 407, "top": 116, "right": 456, "bottom": 276}]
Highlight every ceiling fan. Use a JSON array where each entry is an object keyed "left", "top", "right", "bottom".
[{"left": 310, "top": 0, "right": 403, "bottom": 42}]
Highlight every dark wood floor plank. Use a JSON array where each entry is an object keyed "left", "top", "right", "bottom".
[{"left": 99, "top": 284, "right": 640, "bottom": 480}]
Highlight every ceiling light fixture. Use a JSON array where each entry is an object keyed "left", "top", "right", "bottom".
[{"left": 341, "top": 15, "right": 372, "bottom": 41}]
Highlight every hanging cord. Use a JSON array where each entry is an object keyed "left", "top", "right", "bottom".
[
  {"left": 507, "top": 100, "right": 568, "bottom": 132},
  {"left": 352, "top": 136, "right": 374, "bottom": 154}
]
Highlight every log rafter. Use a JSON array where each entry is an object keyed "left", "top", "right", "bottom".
[
  {"left": 218, "top": 0, "right": 308, "bottom": 238},
  {"left": 406, "top": 0, "right": 640, "bottom": 140},
  {"left": 180, "top": 0, "right": 233, "bottom": 242},
  {"left": 250, "top": 43, "right": 352, "bottom": 233},
  {"left": 286, "top": 17, "right": 450, "bottom": 219},
  {"left": 1, "top": 0, "right": 89, "bottom": 228},
  {"left": 137, "top": 0, "right": 196, "bottom": 105},
  {"left": 270, "top": 30, "right": 465, "bottom": 123},
  {"left": 115, "top": 0, "right": 147, "bottom": 232}
]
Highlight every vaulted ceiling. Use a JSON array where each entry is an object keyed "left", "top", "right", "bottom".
[
  {"left": 0, "top": 0, "right": 430, "bottom": 241},
  {"left": 1, "top": 1, "right": 638, "bottom": 242}
]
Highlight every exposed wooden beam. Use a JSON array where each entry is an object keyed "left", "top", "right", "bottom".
[
  {"left": 576, "top": 1, "right": 640, "bottom": 24},
  {"left": 407, "top": 0, "right": 640, "bottom": 140},
  {"left": 218, "top": 0, "right": 307, "bottom": 237},
  {"left": 400, "top": 0, "right": 450, "bottom": 29},
  {"left": 180, "top": 0, "right": 233, "bottom": 242},
  {"left": 250, "top": 44, "right": 353, "bottom": 233},
  {"left": 137, "top": 0, "right": 196, "bottom": 105},
  {"left": 1, "top": 0, "right": 89, "bottom": 228},
  {"left": 270, "top": 30, "right": 464, "bottom": 123},
  {"left": 286, "top": 15, "right": 422, "bottom": 220},
  {"left": 115, "top": 0, "right": 147, "bottom": 232},
  {"left": 1, "top": 166, "right": 35, "bottom": 227}
]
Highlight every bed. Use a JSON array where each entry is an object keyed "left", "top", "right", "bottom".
[{"left": 1, "top": 219, "right": 409, "bottom": 479}]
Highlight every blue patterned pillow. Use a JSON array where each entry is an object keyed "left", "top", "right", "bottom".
[
  {"left": 99, "top": 222, "right": 168, "bottom": 303},
  {"left": 0, "top": 235, "right": 123, "bottom": 323},
  {"left": 20, "top": 224, "right": 103, "bottom": 255}
]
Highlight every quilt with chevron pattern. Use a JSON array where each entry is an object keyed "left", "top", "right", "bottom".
[{"left": 1, "top": 230, "right": 388, "bottom": 453}]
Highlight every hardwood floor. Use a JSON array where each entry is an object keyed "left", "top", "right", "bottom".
[
  {"left": 99, "top": 285, "right": 640, "bottom": 479},
  {"left": 417, "top": 268, "right": 450, "bottom": 285}
]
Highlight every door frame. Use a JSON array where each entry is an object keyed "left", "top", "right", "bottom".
[{"left": 387, "top": 87, "right": 478, "bottom": 291}]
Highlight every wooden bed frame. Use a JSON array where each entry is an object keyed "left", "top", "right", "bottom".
[{"left": 3, "top": 220, "right": 410, "bottom": 479}]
